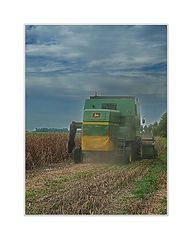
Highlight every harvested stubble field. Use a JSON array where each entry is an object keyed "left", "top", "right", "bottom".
[{"left": 25, "top": 135, "right": 167, "bottom": 215}]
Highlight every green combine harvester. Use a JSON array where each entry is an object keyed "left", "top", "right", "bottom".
[{"left": 67, "top": 95, "right": 155, "bottom": 163}]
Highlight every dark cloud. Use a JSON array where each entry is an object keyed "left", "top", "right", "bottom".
[{"left": 25, "top": 25, "right": 167, "bottom": 130}]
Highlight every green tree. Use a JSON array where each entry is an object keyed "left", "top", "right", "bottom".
[
  {"left": 152, "top": 121, "right": 159, "bottom": 136},
  {"left": 158, "top": 112, "right": 167, "bottom": 137}
]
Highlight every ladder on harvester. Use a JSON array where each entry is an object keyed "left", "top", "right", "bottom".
[{"left": 116, "top": 139, "right": 126, "bottom": 159}]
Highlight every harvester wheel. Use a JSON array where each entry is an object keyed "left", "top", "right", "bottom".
[
  {"left": 141, "top": 140, "right": 156, "bottom": 159},
  {"left": 73, "top": 147, "right": 83, "bottom": 164}
]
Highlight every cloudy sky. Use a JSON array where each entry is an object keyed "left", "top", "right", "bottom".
[{"left": 26, "top": 25, "right": 167, "bottom": 130}]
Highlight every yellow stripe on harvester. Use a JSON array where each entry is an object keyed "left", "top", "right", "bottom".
[
  {"left": 82, "top": 136, "right": 114, "bottom": 151},
  {"left": 83, "top": 121, "right": 119, "bottom": 126}
]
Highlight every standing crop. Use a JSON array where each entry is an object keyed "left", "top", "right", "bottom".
[{"left": 26, "top": 133, "right": 80, "bottom": 170}]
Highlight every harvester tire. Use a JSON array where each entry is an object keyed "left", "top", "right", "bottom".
[{"left": 73, "top": 147, "right": 83, "bottom": 164}]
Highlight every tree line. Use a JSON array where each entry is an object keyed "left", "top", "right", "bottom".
[
  {"left": 141, "top": 112, "right": 167, "bottom": 137},
  {"left": 34, "top": 128, "right": 69, "bottom": 133}
]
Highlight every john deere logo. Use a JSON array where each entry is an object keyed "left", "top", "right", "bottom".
[{"left": 92, "top": 112, "right": 100, "bottom": 118}]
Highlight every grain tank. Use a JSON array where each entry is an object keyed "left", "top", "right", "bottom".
[{"left": 67, "top": 95, "right": 155, "bottom": 163}]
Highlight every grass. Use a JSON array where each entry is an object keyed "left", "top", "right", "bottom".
[
  {"left": 132, "top": 160, "right": 166, "bottom": 199},
  {"left": 26, "top": 189, "right": 47, "bottom": 201},
  {"left": 115, "top": 137, "right": 167, "bottom": 214},
  {"left": 119, "top": 137, "right": 168, "bottom": 215},
  {"left": 26, "top": 190, "right": 36, "bottom": 200}
]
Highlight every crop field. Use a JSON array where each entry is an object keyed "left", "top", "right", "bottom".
[
  {"left": 25, "top": 134, "right": 167, "bottom": 215},
  {"left": 26, "top": 133, "right": 81, "bottom": 170}
]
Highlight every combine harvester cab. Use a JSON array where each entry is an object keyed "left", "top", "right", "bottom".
[{"left": 67, "top": 95, "right": 156, "bottom": 163}]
